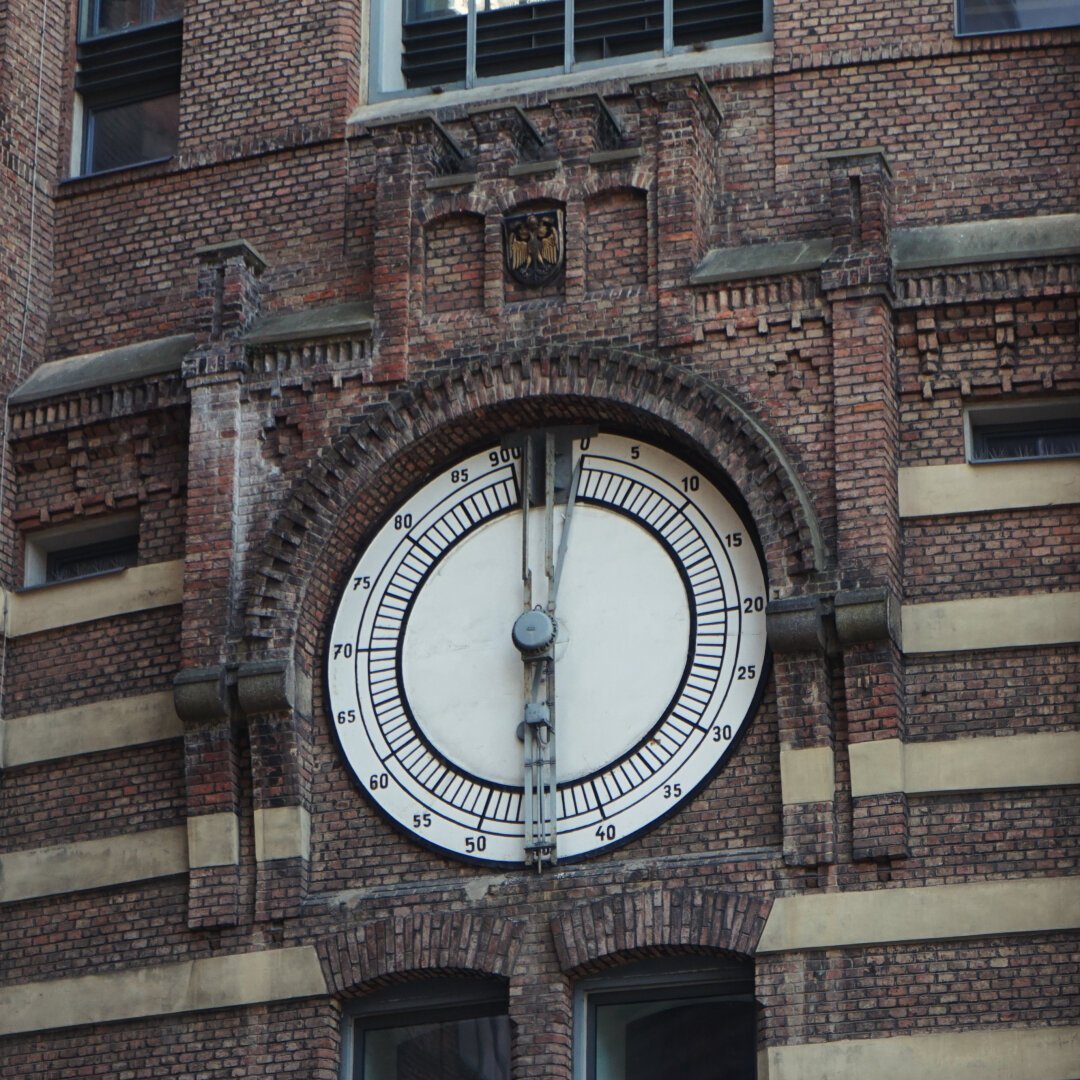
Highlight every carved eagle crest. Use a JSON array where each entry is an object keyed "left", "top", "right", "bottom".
[{"left": 504, "top": 209, "right": 564, "bottom": 287}]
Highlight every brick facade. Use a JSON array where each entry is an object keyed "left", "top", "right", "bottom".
[{"left": 0, "top": 1, "right": 1077, "bottom": 1077}]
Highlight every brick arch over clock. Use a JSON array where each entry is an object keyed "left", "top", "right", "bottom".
[{"left": 243, "top": 344, "right": 830, "bottom": 662}]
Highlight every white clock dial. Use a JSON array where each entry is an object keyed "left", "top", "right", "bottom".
[{"left": 326, "top": 432, "right": 768, "bottom": 865}]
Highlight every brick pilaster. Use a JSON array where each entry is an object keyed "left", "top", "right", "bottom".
[
  {"left": 174, "top": 240, "right": 265, "bottom": 926},
  {"left": 821, "top": 151, "right": 908, "bottom": 861}
]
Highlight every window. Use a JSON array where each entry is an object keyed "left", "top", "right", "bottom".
[
  {"left": 75, "top": 1, "right": 183, "bottom": 175},
  {"left": 966, "top": 400, "right": 1080, "bottom": 463},
  {"left": 956, "top": 0, "right": 1079, "bottom": 34},
  {"left": 344, "top": 978, "right": 510, "bottom": 1080},
  {"left": 575, "top": 957, "right": 756, "bottom": 1080},
  {"left": 24, "top": 515, "right": 139, "bottom": 587},
  {"left": 373, "top": 0, "right": 769, "bottom": 98}
]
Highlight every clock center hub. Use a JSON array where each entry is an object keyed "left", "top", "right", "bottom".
[{"left": 512, "top": 609, "right": 556, "bottom": 655}]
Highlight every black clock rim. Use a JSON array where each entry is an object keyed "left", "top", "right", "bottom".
[{"left": 322, "top": 428, "right": 771, "bottom": 865}]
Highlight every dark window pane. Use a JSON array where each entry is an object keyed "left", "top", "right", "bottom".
[
  {"left": 90, "top": 0, "right": 184, "bottom": 35},
  {"left": 971, "top": 419, "right": 1080, "bottom": 462},
  {"left": 88, "top": 93, "right": 178, "bottom": 172},
  {"left": 958, "top": 0, "right": 1080, "bottom": 33},
  {"left": 363, "top": 1015, "right": 510, "bottom": 1080},
  {"left": 593, "top": 996, "right": 756, "bottom": 1080},
  {"left": 45, "top": 535, "right": 138, "bottom": 583},
  {"left": 673, "top": 0, "right": 763, "bottom": 46},
  {"left": 574, "top": 0, "right": 663, "bottom": 62}
]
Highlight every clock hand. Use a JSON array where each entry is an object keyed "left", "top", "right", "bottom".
[
  {"left": 512, "top": 430, "right": 561, "bottom": 871},
  {"left": 548, "top": 455, "right": 582, "bottom": 615},
  {"left": 520, "top": 434, "right": 533, "bottom": 610}
]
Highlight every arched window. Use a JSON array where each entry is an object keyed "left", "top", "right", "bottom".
[{"left": 574, "top": 956, "right": 756, "bottom": 1080}]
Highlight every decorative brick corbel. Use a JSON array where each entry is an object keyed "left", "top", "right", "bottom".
[
  {"left": 834, "top": 586, "right": 901, "bottom": 648},
  {"left": 237, "top": 658, "right": 312, "bottom": 921},
  {"left": 470, "top": 104, "right": 553, "bottom": 173},
  {"left": 174, "top": 664, "right": 243, "bottom": 928},
  {"left": 548, "top": 91, "right": 637, "bottom": 163}
]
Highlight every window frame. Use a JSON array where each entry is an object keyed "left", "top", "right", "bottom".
[
  {"left": 573, "top": 956, "right": 757, "bottom": 1080},
  {"left": 964, "top": 398, "right": 1080, "bottom": 465},
  {"left": 369, "top": 0, "right": 772, "bottom": 101},
  {"left": 73, "top": 2, "right": 183, "bottom": 176},
  {"left": 341, "top": 977, "right": 511, "bottom": 1080},
  {"left": 23, "top": 514, "right": 140, "bottom": 588},
  {"left": 954, "top": 0, "right": 1080, "bottom": 36}
]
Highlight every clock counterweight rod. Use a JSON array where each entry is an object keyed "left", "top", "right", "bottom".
[{"left": 522, "top": 656, "right": 557, "bottom": 871}]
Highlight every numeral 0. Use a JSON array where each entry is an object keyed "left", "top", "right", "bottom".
[{"left": 488, "top": 447, "right": 521, "bottom": 466}]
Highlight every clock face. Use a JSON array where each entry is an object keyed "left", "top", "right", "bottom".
[{"left": 326, "top": 432, "right": 768, "bottom": 865}]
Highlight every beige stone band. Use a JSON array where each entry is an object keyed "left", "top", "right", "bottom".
[
  {"left": 779, "top": 746, "right": 835, "bottom": 804},
  {"left": 758, "top": 875, "right": 1080, "bottom": 953},
  {"left": 899, "top": 459, "right": 1080, "bottom": 517},
  {"left": 187, "top": 813, "right": 240, "bottom": 868},
  {"left": 254, "top": 805, "right": 312, "bottom": 862},
  {"left": 0, "top": 945, "right": 327, "bottom": 1036},
  {"left": 4, "top": 560, "right": 184, "bottom": 637},
  {"left": 765, "top": 1025, "right": 1080, "bottom": 1080},
  {"left": 902, "top": 591, "right": 1080, "bottom": 653},
  {"left": 0, "top": 826, "right": 187, "bottom": 904},
  {"left": 1, "top": 690, "right": 182, "bottom": 767},
  {"left": 850, "top": 731, "right": 1080, "bottom": 797}
]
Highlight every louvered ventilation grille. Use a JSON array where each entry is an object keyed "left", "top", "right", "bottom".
[
  {"left": 402, "top": 14, "right": 468, "bottom": 87},
  {"left": 401, "top": 0, "right": 762, "bottom": 87},
  {"left": 673, "top": 0, "right": 762, "bottom": 44},
  {"left": 76, "top": 20, "right": 183, "bottom": 105}
]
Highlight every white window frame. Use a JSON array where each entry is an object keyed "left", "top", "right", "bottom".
[
  {"left": 23, "top": 514, "right": 139, "bottom": 587},
  {"left": 368, "top": 0, "right": 772, "bottom": 101}
]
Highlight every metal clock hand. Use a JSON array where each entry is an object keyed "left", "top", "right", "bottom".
[
  {"left": 549, "top": 454, "right": 582, "bottom": 614},
  {"left": 512, "top": 430, "right": 560, "bottom": 870}
]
